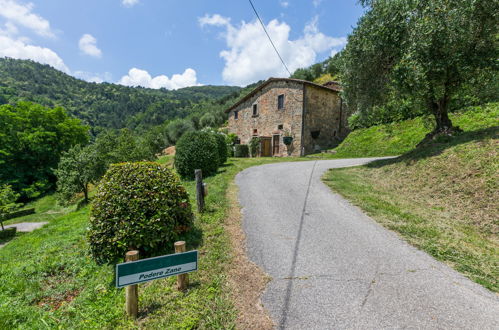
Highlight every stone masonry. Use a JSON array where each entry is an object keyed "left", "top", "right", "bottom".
[{"left": 226, "top": 78, "right": 348, "bottom": 156}]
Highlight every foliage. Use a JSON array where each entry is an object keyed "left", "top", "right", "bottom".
[
  {"left": 174, "top": 131, "right": 220, "bottom": 179},
  {"left": 234, "top": 144, "right": 249, "bottom": 158},
  {"left": 91, "top": 128, "right": 156, "bottom": 178},
  {"left": 291, "top": 52, "right": 343, "bottom": 82},
  {"left": 0, "top": 102, "right": 89, "bottom": 199},
  {"left": 0, "top": 184, "right": 21, "bottom": 229},
  {"left": 213, "top": 132, "right": 228, "bottom": 166},
  {"left": 249, "top": 137, "right": 261, "bottom": 157},
  {"left": 0, "top": 58, "right": 242, "bottom": 131},
  {"left": 55, "top": 144, "right": 99, "bottom": 204},
  {"left": 88, "top": 162, "right": 193, "bottom": 263},
  {"left": 342, "top": 0, "right": 498, "bottom": 131}
]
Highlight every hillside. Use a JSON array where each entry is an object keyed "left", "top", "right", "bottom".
[
  {"left": 318, "top": 103, "right": 499, "bottom": 158},
  {"left": 0, "top": 58, "right": 242, "bottom": 131},
  {"left": 323, "top": 103, "right": 498, "bottom": 291}
]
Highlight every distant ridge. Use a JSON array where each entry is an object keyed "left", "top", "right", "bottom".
[{"left": 0, "top": 58, "right": 242, "bottom": 131}]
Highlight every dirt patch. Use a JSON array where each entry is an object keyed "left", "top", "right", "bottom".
[
  {"left": 37, "top": 289, "right": 80, "bottom": 311},
  {"left": 226, "top": 180, "right": 274, "bottom": 329}
]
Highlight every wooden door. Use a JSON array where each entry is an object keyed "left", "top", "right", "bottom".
[
  {"left": 261, "top": 138, "right": 271, "bottom": 157},
  {"left": 272, "top": 135, "right": 280, "bottom": 156}
]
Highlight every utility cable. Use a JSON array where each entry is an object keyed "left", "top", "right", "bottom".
[{"left": 248, "top": 0, "right": 292, "bottom": 76}]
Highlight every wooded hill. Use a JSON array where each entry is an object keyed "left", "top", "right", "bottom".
[{"left": 0, "top": 58, "right": 242, "bottom": 132}]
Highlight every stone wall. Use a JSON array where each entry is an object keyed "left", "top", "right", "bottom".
[
  {"left": 227, "top": 80, "right": 304, "bottom": 157},
  {"left": 302, "top": 85, "right": 343, "bottom": 155}
]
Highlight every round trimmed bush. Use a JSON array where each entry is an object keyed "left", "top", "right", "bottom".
[
  {"left": 88, "top": 162, "right": 193, "bottom": 263},
  {"left": 214, "top": 133, "right": 228, "bottom": 166},
  {"left": 174, "top": 131, "right": 220, "bottom": 179}
]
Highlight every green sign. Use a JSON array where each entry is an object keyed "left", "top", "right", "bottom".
[{"left": 116, "top": 250, "right": 198, "bottom": 288}]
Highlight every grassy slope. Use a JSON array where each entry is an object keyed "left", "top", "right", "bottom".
[
  {"left": 0, "top": 157, "right": 299, "bottom": 329},
  {"left": 323, "top": 104, "right": 498, "bottom": 291},
  {"left": 318, "top": 103, "right": 499, "bottom": 158}
]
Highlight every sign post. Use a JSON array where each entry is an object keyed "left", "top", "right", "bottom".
[
  {"left": 174, "top": 241, "right": 189, "bottom": 291},
  {"left": 125, "top": 250, "right": 139, "bottom": 319},
  {"left": 117, "top": 243, "right": 198, "bottom": 319}
]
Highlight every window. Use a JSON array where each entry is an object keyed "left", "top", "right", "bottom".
[
  {"left": 311, "top": 130, "right": 320, "bottom": 139},
  {"left": 234, "top": 110, "right": 238, "bottom": 120},
  {"left": 253, "top": 128, "right": 258, "bottom": 135},
  {"left": 277, "top": 124, "right": 283, "bottom": 130},
  {"left": 277, "top": 94, "right": 284, "bottom": 110},
  {"left": 252, "top": 104, "right": 258, "bottom": 116}
]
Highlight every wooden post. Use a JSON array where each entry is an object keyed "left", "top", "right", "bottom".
[
  {"left": 174, "top": 241, "right": 189, "bottom": 291},
  {"left": 125, "top": 250, "right": 139, "bottom": 319},
  {"left": 195, "top": 169, "right": 205, "bottom": 213}
]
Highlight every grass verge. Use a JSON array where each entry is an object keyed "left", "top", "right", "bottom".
[
  {"left": 0, "top": 157, "right": 298, "bottom": 329},
  {"left": 313, "top": 102, "right": 498, "bottom": 158}
]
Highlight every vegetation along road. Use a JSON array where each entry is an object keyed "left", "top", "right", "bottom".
[{"left": 237, "top": 159, "right": 499, "bottom": 329}]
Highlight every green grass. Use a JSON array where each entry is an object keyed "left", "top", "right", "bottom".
[
  {"left": 323, "top": 103, "right": 498, "bottom": 292},
  {"left": 0, "top": 156, "right": 300, "bottom": 329},
  {"left": 2, "top": 194, "right": 76, "bottom": 226},
  {"left": 313, "top": 102, "right": 498, "bottom": 158}
]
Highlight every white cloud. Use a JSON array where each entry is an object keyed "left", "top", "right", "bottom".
[
  {"left": 122, "top": 0, "right": 139, "bottom": 8},
  {"left": 118, "top": 67, "right": 200, "bottom": 90},
  {"left": 78, "top": 34, "right": 102, "bottom": 58},
  {"left": 313, "top": 0, "right": 323, "bottom": 8},
  {"left": 280, "top": 1, "right": 289, "bottom": 8},
  {"left": 74, "top": 70, "right": 112, "bottom": 83},
  {"left": 199, "top": 14, "right": 231, "bottom": 27},
  {"left": 0, "top": 0, "right": 54, "bottom": 38},
  {"left": 199, "top": 14, "right": 346, "bottom": 86},
  {"left": 0, "top": 35, "right": 69, "bottom": 72}
]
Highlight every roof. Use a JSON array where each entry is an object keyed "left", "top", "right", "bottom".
[{"left": 225, "top": 77, "right": 341, "bottom": 113}]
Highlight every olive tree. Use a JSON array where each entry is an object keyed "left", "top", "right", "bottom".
[{"left": 343, "top": 0, "right": 498, "bottom": 135}]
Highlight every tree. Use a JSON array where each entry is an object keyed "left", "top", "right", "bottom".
[
  {"left": 343, "top": 0, "right": 498, "bottom": 135},
  {"left": 55, "top": 144, "right": 99, "bottom": 204},
  {"left": 0, "top": 185, "right": 21, "bottom": 230},
  {"left": 0, "top": 102, "right": 89, "bottom": 199}
]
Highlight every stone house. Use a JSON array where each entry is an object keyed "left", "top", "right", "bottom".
[{"left": 226, "top": 77, "right": 349, "bottom": 157}]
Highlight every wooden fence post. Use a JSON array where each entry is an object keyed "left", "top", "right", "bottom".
[
  {"left": 125, "top": 250, "right": 139, "bottom": 319},
  {"left": 174, "top": 241, "right": 189, "bottom": 291},
  {"left": 195, "top": 169, "right": 205, "bottom": 213}
]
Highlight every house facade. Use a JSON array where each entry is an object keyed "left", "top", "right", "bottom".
[{"left": 226, "top": 78, "right": 349, "bottom": 157}]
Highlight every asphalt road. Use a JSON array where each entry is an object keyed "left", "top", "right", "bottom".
[{"left": 236, "top": 159, "right": 499, "bottom": 329}]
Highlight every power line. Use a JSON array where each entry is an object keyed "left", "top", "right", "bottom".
[{"left": 248, "top": 0, "right": 292, "bottom": 76}]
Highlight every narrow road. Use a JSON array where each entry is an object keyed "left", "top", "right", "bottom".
[{"left": 236, "top": 159, "right": 499, "bottom": 329}]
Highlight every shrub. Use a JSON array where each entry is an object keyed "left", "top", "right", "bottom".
[
  {"left": 213, "top": 133, "right": 228, "bottom": 166},
  {"left": 234, "top": 144, "right": 249, "bottom": 158},
  {"left": 175, "top": 131, "right": 220, "bottom": 179},
  {"left": 88, "top": 162, "right": 193, "bottom": 263},
  {"left": 249, "top": 137, "right": 261, "bottom": 157}
]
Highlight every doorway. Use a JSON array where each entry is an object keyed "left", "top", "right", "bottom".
[
  {"left": 260, "top": 137, "right": 271, "bottom": 157},
  {"left": 272, "top": 135, "right": 280, "bottom": 156}
]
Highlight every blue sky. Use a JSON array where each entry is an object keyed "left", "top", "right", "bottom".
[{"left": 0, "top": 0, "right": 365, "bottom": 88}]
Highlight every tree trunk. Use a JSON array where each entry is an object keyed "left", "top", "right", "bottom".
[
  {"left": 417, "top": 96, "right": 463, "bottom": 147},
  {"left": 83, "top": 185, "right": 89, "bottom": 203},
  {"left": 431, "top": 97, "right": 453, "bottom": 132}
]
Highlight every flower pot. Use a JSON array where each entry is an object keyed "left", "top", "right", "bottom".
[{"left": 283, "top": 136, "right": 293, "bottom": 145}]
